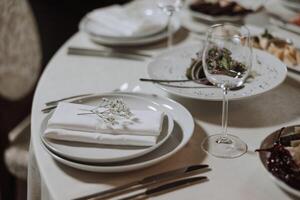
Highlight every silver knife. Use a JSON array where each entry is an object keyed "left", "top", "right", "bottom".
[
  {"left": 68, "top": 48, "right": 145, "bottom": 61},
  {"left": 118, "top": 176, "right": 208, "bottom": 200},
  {"left": 74, "top": 164, "right": 209, "bottom": 200},
  {"left": 69, "top": 47, "right": 152, "bottom": 58},
  {"left": 45, "top": 93, "right": 94, "bottom": 107}
]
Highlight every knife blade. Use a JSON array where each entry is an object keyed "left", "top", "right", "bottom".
[
  {"left": 68, "top": 48, "right": 146, "bottom": 61},
  {"left": 118, "top": 176, "right": 208, "bottom": 200},
  {"left": 74, "top": 164, "right": 209, "bottom": 200},
  {"left": 69, "top": 47, "right": 153, "bottom": 58}
]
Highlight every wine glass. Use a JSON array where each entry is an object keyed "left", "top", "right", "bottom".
[
  {"left": 157, "top": 0, "right": 182, "bottom": 48},
  {"left": 201, "top": 23, "right": 252, "bottom": 158}
]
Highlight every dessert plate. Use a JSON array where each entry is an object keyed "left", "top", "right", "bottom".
[
  {"left": 147, "top": 43, "right": 287, "bottom": 101},
  {"left": 41, "top": 93, "right": 174, "bottom": 163},
  {"left": 41, "top": 92, "right": 194, "bottom": 172},
  {"left": 258, "top": 125, "right": 300, "bottom": 197}
]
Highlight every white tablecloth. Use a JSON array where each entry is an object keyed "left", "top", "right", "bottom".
[{"left": 28, "top": 8, "right": 300, "bottom": 200}]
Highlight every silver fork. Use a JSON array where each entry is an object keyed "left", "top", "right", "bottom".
[{"left": 45, "top": 93, "right": 94, "bottom": 107}]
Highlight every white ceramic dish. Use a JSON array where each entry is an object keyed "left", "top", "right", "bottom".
[
  {"left": 41, "top": 94, "right": 174, "bottom": 163},
  {"left": 246, "top": 24, "right": 300, "bottom": 73},
  {"left": 258, "top": 125, "right": 300, "bottom": 198},
  {"left": 41, "top": 92, "right": 195, "bottom": 172},
  {"left": 184, "top": 0, "right": 246, "bottom": 22},
  {"left": 147, "top": 43, "right": 287, "bottom": 101}
]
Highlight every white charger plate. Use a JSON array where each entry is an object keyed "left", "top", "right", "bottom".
[
  {"left": 147, "top": 43, "right": 287, "bottom": 101},
  {"left": 258, "top": 125, "right": 300, "bottom": 197},
  {"left": 41, "top": 92, "right": 194, "bottom": 172},
  {"left": 41, "top": 93, "right": 174, "bottom": 163}
]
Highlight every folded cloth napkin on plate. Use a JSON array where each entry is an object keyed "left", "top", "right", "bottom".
[
  {"left": 85, "top": 4, "right": 166, "bottom": 37},
  {"left": 43, "top": 102, "right": 165, "bottom": 146},
  {"left": 44, "top": 128, "right": 157, "bottom": 146}
]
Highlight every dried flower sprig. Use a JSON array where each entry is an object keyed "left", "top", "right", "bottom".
[{"left": 77, "top": 98, "right": 133, "bottom": 125}]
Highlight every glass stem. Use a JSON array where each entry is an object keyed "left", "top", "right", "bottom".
[
  {"left": 222, "top": 87, "right": 228, "bottom": 137},
  {"left": 216, "top": 86, "right": 232, "bottom": 144},
  {"left": 167, "top": 12, "right": 173, "bottom": 49}
]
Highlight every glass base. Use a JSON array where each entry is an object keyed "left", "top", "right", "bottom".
[{"left": 201, "top": 134, "right": 247, "bottom": 159}]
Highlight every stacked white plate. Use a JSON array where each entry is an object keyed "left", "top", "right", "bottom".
[
  {"left": 41, "top": 92, "right": 195, "bottom": 172},
  {"left": 79, "top": 1, "right": 180, "bottom": 46}
]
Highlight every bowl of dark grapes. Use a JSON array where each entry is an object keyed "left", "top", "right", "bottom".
[{"left": 256, "top": 126, "right": 300, "bottom": 197}]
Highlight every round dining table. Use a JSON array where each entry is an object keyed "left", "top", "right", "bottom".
[{"left": 28, "top": 8, "right": 300, "bottom": 200}]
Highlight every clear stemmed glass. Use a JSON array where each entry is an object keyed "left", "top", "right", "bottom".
[
  {"left": 201, "top": 23, "right": 252, "bottom": 158},
  {"left": 157, "top": 0, "right": 182, "bottom": 48}
]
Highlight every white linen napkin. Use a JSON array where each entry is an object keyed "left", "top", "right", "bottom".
[
  {"left": 43, "top": 102, "right": 165, "bottom": 146},
  {"left": 85, "top": 4, "right": 166, "bottom": 37},
  {"left": 44, "top": 128, "right": 157, "bottom": 146}
]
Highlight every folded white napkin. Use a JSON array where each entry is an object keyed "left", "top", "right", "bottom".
[
  {"left": 85, "top": 4, "right": 166, "bottom": 37},
  {"left": 44, "top": 128, "right": 157, "bottom": 146},
  {"left": 44, "top": 102, "right": 165, "bottom": 146}
]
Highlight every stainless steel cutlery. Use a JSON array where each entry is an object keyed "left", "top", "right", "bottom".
[
  {"left": 74, "top": 164, "right": 209, "bottom": 200},
  {"left": 68, "top": 47, "right": 152, "bottom": 61}
]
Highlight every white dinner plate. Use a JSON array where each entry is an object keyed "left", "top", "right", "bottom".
[
  {"left": 80, "top": 19, "right": 180, "bottom": 46},
  {"left": 41, "top": 93, "right": 174, "bottom": 163},
  {"left": 258, "top": 125, "right": 300, "bottom": 197},
  {"left": 41, "top": 92, "right": 194, "bottom": 172},
  {"left": 147, "top": 43, "right": 287, "bottom": 101}
]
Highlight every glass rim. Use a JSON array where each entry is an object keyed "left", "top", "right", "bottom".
[{"left": 207, "top": 23, "right": 250, "bottom": 39}]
